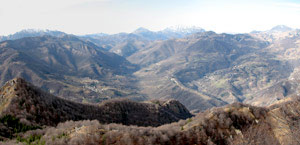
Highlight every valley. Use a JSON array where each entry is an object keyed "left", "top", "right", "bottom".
[
  {"left": 2, "top": 0, "right": 300, "bottom": 144},
  {"left": 1, "top": 26, "right": 300, "bottom": 111},
  {"left": 0, "top": 25, "right": 300, "bottom": 144}
]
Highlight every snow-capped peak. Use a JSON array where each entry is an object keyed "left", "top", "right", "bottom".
[
  {"left": 18, "top": 29, "right": 48, "bottom": 34},
  {"left": 133, "top": 27, "right": 152, "bottom": 34},
  {"left": 269, "top": 25, "right": 293, "bottom": 32},
  {"left": 163, "top": 25, "right": 205, "bottom": 34}
]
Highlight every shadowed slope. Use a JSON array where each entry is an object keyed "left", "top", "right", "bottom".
[
  {"left": 0, "top": 36, "right": 140, "bottom": 103},
  {"left": 0, "top": 78, "right": 192, "bottom": 134}
]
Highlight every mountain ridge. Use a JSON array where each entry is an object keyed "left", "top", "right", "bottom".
[
  {"left": 0, "top": 78, "right": 192, "bottom": 133},
  {"left": 0, "top": 35, "right": 141, "bottom": 104},
  {"left": 0, "top": 29, "right": 67, "bottom": 42},
  {"left": 128, "top": 31, "right": 287, "bottom": 111}
]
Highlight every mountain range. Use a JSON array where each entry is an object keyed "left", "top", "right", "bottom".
[
  {"left": 0, "top": 29, "right": 67, "bottom": 42},
  {"left": 1, "top": 26, "right": 205, "bottom": 58},
  {"left": 81, "top": 26, "right": 205, "bottom": 57},
  {"left": 0, "top": 25, "right": 300, "bottom": 144},
  {"left": 0, "top": 35, "right": 142, "bottom": 103},
  {"left": 128, "top": 26, "right": 300, "bottom": 111},
  {"left": 0, "top": 25, "right": 300, "bottom": 111}
]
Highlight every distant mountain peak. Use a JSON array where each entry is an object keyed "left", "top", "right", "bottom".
[
  {"left": 163, "top": 25, "right": 205, "bottom": 33},
  {"left": 82, "top": 33, "right": 108, "bottom": 37},
  {"left": 14, "top": 29, "right": 65, "bottom": 34},
  {"left": 0, "top": 29, "right": 67, "bottom": 42},
  {"left": 270, "top": 25, "right": 293, "bottom": 32},
  {"left": 133, "top": 27, "right": 152, "bottom": 34},
  {"left": 17, "top": 29, "right": 44, "bottom": 33}
]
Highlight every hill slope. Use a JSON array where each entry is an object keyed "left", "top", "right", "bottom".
[
  {"left": 0, "top": 36, "right": 141, "bottom": 103},
  {"left": 0, "top": 78, "right": 192, "bottom": 139},
  {"left": 3, "top": 86, "right": 300, "bottom": 144},
  {"left": 128, "top": 31, "right": 296, "bottom": 111}
]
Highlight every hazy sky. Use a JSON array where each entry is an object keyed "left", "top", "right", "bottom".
[{"left": 0, "top": 0, "right": 300, "bottom": 35}]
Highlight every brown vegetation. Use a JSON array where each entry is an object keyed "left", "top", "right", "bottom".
[
  {"left": 0, "top": 78, "right": 192, "bottom": 140},
  {"left": 1, "top": 78, "right": 300, "bottom": 145},
  {"left": 3, "top": 102, "right": 274, "bottom": 145}
]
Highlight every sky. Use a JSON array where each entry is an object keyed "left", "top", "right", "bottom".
[{"left": 0, "top": 0, "right": 300, "bottom": 35}]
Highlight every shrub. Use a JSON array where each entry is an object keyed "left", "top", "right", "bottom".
[
  {"left": 0, "top": 115, "right": 41, "bottom": 138},
  {"left": 17, "top": 134, "right": 45, "bottom": 145}
]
